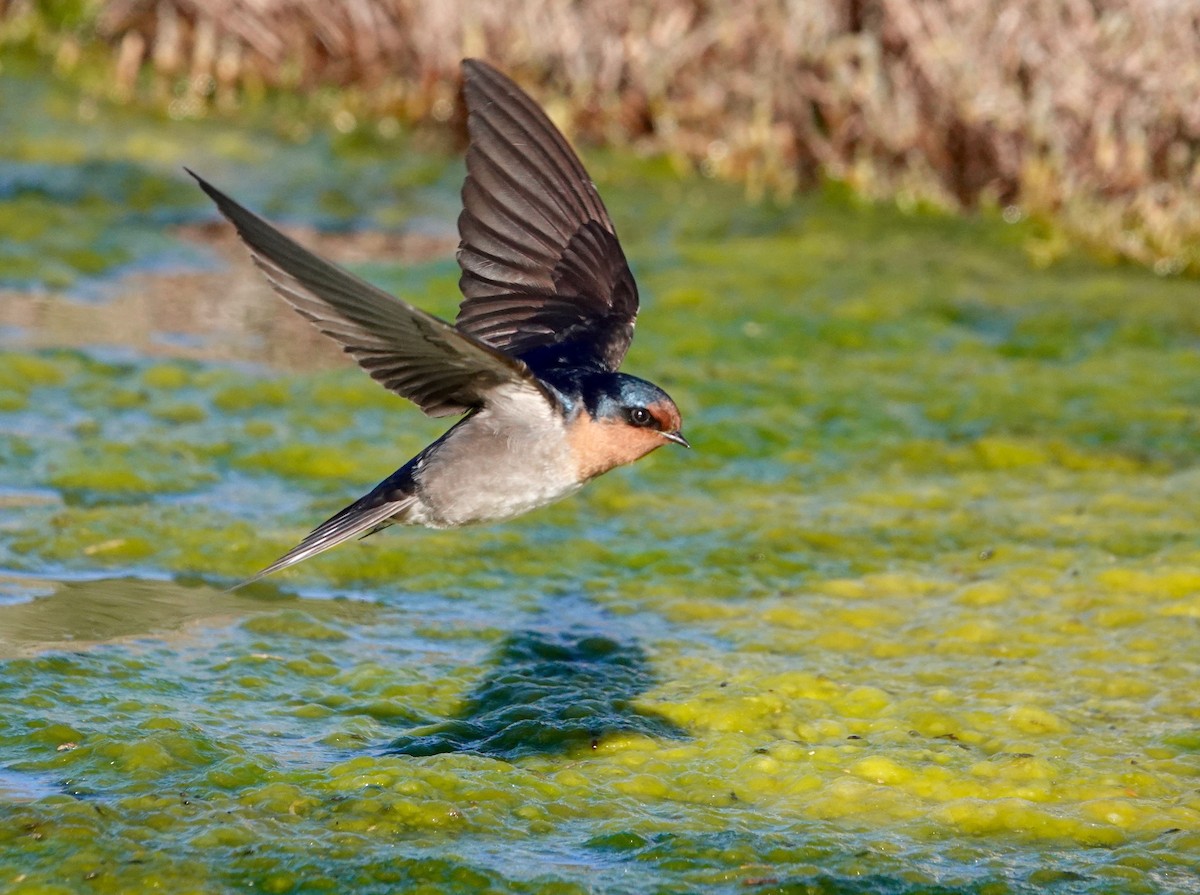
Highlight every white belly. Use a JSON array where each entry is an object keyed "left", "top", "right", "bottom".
[{"left": 412, "top": 383, "right": 582, "bottom": 527}]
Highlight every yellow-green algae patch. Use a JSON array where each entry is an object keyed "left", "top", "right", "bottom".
[{"left": 4, "top": 100, "right": 1200, "bottom": 895}]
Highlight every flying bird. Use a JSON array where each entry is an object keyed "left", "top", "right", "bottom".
[{"left": 190, "top": 59, "right": 687, "bottom": 587}]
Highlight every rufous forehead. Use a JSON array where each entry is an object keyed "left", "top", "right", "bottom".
[{"left": 649, "top": 400, "right": 682, "bottom": 432}]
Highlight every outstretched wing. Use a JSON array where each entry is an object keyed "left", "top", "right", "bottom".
[
  {"left": 190, "top": 170, "right": 554, "bottom": 418},
  {"left": 455, "top": 59, "right": 639, "bottom": 372}
]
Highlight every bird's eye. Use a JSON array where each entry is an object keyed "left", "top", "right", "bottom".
[{"left": 629, "top": 407, "right": 654, "bottom": 427}]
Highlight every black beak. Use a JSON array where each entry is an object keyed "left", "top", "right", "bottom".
[{"left": 662, "top": 430, "right": 691, "bottom": 448}]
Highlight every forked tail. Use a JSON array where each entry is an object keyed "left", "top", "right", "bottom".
[{"left": 228, "top": 492, "right": 415, "bottom": 591}]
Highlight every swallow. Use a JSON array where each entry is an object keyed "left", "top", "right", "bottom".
[{"left": 190, "top": 59, "right": 687, "bottom": 587}]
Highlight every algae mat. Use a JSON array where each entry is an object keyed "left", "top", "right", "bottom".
[{"left": 2, "top": 63, "right": 1200, "bottom": 894}]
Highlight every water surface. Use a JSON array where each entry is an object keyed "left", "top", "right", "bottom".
[{"left": 2, "top": 58, "right": 1199, "bottom": 894}]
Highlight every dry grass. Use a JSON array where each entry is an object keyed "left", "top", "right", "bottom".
[{"left": 4, "top": 0, "right": 1200, "bottom": 272}]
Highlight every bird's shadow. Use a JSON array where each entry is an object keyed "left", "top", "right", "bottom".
[{"left": 385, "top": 597, "right": 685, "bottom": 760}]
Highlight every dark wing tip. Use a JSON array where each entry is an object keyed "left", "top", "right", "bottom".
[
  {"left": 186, "top": 168, "right": 251, "bottom": 230},
  {"left": 461, "top": 58, "right": 502, "bottom": 81},
  {"left": 185, "top": 167, "right": 218, "bottom": 203}
]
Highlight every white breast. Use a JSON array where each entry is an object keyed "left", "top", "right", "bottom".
[{"left": 413, "top": 382, "right": 582, "bottom": 527}]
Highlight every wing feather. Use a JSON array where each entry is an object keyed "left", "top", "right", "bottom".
[
  {"left": 455, "top": 59, "right": 639, "bottom": 371},
  {"left": 190, "top": 170, "right": 554, "bottom": 418}
]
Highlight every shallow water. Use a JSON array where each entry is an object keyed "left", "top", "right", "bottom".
[{"left": 2, "top": 58, "right": 1199, "bottom": 894}]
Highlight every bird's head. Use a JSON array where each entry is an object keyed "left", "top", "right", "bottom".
[{"left": 568, "top": 373, "right": 688, "bottom": 480}]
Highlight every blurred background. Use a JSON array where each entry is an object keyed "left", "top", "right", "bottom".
[
  {"left": 3, "top": 0, "right": 1199, "bottom": 272},
  {"left": 3, "top": 3, "right": 1200, "bottom": 894}
]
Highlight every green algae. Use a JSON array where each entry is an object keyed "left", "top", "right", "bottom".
[{"left": 4, "top": 70, "right": 1200, "bottom": 895}]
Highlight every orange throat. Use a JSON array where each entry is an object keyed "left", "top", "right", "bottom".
[{"left": 567, "top": 414, "right": 667, "bottom": 481}]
